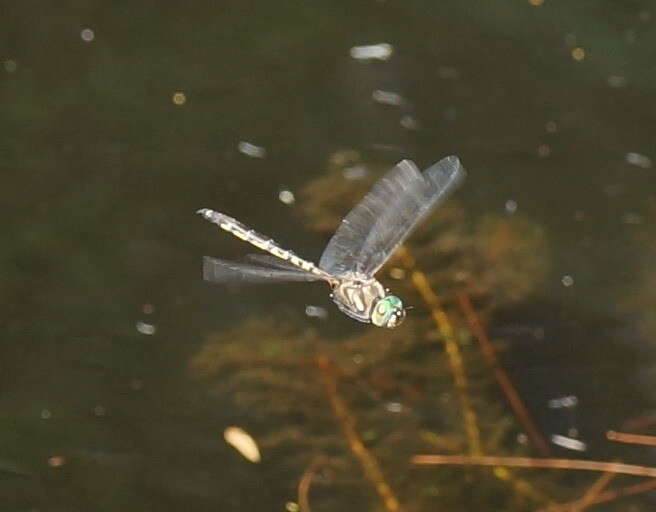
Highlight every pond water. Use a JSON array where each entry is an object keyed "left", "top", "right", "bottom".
[{"left": 3, "top": 1, "right": 656, "bottom": 511}]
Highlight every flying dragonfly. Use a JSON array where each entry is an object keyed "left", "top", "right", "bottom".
[{"left": 198, "top": 155, "right": 465, "bottom": 328}]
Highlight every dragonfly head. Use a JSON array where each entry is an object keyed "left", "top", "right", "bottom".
[{"left": 371, "top": 295, "right": 406, "bottom": 328}]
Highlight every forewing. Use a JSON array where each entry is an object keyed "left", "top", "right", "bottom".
[
  {"left": 202, "top": 256, "right": 323, "bottom": 284},
  {"left": 319, "top": 156, "right": 465, "bottom": 276}
]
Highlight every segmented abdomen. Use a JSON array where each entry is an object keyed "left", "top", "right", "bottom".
[{"left": 197, "top": 208, "right": 328, "bottom": 277}]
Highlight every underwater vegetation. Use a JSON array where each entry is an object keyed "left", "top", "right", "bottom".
[{"left": 189, "top": 151, "right": 653, "bottom": 511}]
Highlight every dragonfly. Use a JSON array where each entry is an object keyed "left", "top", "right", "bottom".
[{"left": 198, "top": 155, "right": 465, "bottom": 328}]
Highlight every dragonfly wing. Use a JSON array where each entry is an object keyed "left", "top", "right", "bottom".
[
  {"left": 203, "top": 256, "right": 324, "bottom": 284},
  {"left": 319, "top": 155, "right": 465, "bottom": 276}
]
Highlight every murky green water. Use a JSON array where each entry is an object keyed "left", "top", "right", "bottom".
[{"left": 3, "top": 2, "right": 656, "bottom": 510}]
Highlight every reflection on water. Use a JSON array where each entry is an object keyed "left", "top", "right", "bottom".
[{"left": 3, "top": 1, "right": 656, "bottom": 510}]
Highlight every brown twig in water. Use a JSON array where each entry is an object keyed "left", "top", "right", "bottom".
[
  {"left": 317, "top": 356, "right": 401, "bottom": 512},
  {"left": 620, "top": 415, "right": 656, "bottom": 433},
  {"left": 578, "top": 478, "right": 656, "bottom": 507},
  {"left": 397, "top": 247, "right": 482, "bottom": 456},
  {"left": 457, "top": 293, "right": 551, "bottom": 457},
  {"left": 536, "top": 471, "right": 616, "bottom": 512},
  {"left": 412, "top": 454, "right": 656, "bottom": 478},
  {"left": 607, "top": 430, "right": 656, "bottom": 447},
  {"left": 298, "top": 457, "right": 325, "bottom": 512},
  {"left": 397, "top": 249, "right": 549, "bottom": 504}
]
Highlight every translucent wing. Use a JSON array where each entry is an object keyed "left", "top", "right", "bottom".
[
  {"left": 203, "top": 256, "right": 324, "bottom": 284},
  {"left": 319, "top": 155, "right": 465, "bottom": 277}
]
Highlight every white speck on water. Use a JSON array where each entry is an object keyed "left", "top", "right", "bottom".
[
  {"left": 40, "top": 409, "right": 52, "bottom": 419},
  {"left": 400, "top": 115, "right": 419, "bottom": 130},
  {"left": 350, "top": 43, "right": 393, "bottom": 61},
  {"left": 224, "top": 426, "right": 261, "bottom": 463},
  {"left": 81, "top": 28, "right": 95, "bottom": 42},
  {"left": 551, "top": 434, "right": 587, "bottom": 452},
  {"left": 93, "top": 405, "right": 106, "bottom": 416},
  {"left": 505, "top": 199, "right": 518, "bottom": 214},
  {"left": 548, "top": 395, "right": 578, "bottom": 409},
  {"left": 136, "top": 321, "right": 156, "bottom": 335},
  {"left": 305, "top": 305, "right": 328, "bottom": 320},
  {"left": 561, "top": 275, "right": 574, "bottom": 287},
  {"left": 352, "top": 353, "right": 364, "bottom": 364},
  {"left": 385, "top": 402, "right": 403, "bottom": 413},
  {"left": 285, "top": 502, "right": 300, "bottom": 512},
  {"left": 372, "top": 89, "right": 404, "bottom": 106},
  {"left": 237, "top": 141, "right": 267, "bottom": 159},
  {"left": 278, "top": 188, "right": 295, "bottom": 205},
  {"left": 625, "top": 152, "right": 652, "bottom": 168}
]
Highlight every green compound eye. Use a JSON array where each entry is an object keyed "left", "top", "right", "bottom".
[{"left": 371, "top": 295, "right": 406, "bottom": 328}]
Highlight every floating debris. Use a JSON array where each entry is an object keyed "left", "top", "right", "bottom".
[
  {"left": 548, "top": 395, "right": 578, "bottom": 409},
  {"left": 237, "top": 141, "right": 267, "bottom": 159},
  {"left": 505, "top": 200, "right": 518, "bottom": 214},
  {"left": 571, "top": 47, "right": 585, "bottom": 61},
  {"left": 47, "top": 456, "right": 66, "bottom": 468},
  {"left": 623, "top": 212, "right": 643, "bottom": 225},
  {"left": 625, "top": 152, "right": 652, "bottom": 169},
  {"left": 551, "top": 434, "right": 587, "bottom": 451},
  {"left": 172, "top": 91, "right": 186, "bottom": 106},
  {"left": 40, "top": 409, "right": 52, "bottom": 419},
  {"left": 561, "top": 275, "right": 574, "bottom": 287},
  {"left": 385, "top": 402, "right": 403, "bottom": 413},
  {"left": 278, "top": 188, "right": 295, "bottom": 206},
  {"left": 305, "top": 305, "right": 328, "bottom": 320},
  {"left": 136, "top": 321, "right": 156, "bottom": 335},
  {"left": 350, "top": 43, "right": 394, "bottom": 61},
  {"left": 545, "top": 121, "right": 558, "bottom": 133},
  {"left": 400, "top": 115, "right": 419, "bottom": 130},
  {"left": 224, "top": 426, "right": 261, "bottom": 463},
  {"left": 80, "top": 28, "right": 95, "bottom": 42},
  {"left": 372, "top": 89, "right": 404, "bottom": 106}
]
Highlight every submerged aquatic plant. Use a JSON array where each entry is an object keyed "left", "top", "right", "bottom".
[{"left": 189, "top": 152, "right": 646, "bottom": 510}]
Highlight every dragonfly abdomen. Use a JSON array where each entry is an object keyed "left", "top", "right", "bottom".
[{"left": 197, "top": 208, "right": 329, "bottom": 278}]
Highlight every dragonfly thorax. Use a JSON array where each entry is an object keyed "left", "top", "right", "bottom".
[{"left": 331, "top": 274, "right": 405, "bottom": 328}]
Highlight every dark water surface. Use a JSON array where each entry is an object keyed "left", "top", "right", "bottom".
[{"left": 3, "top": 1, "right": 656, "bottom": 511}]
